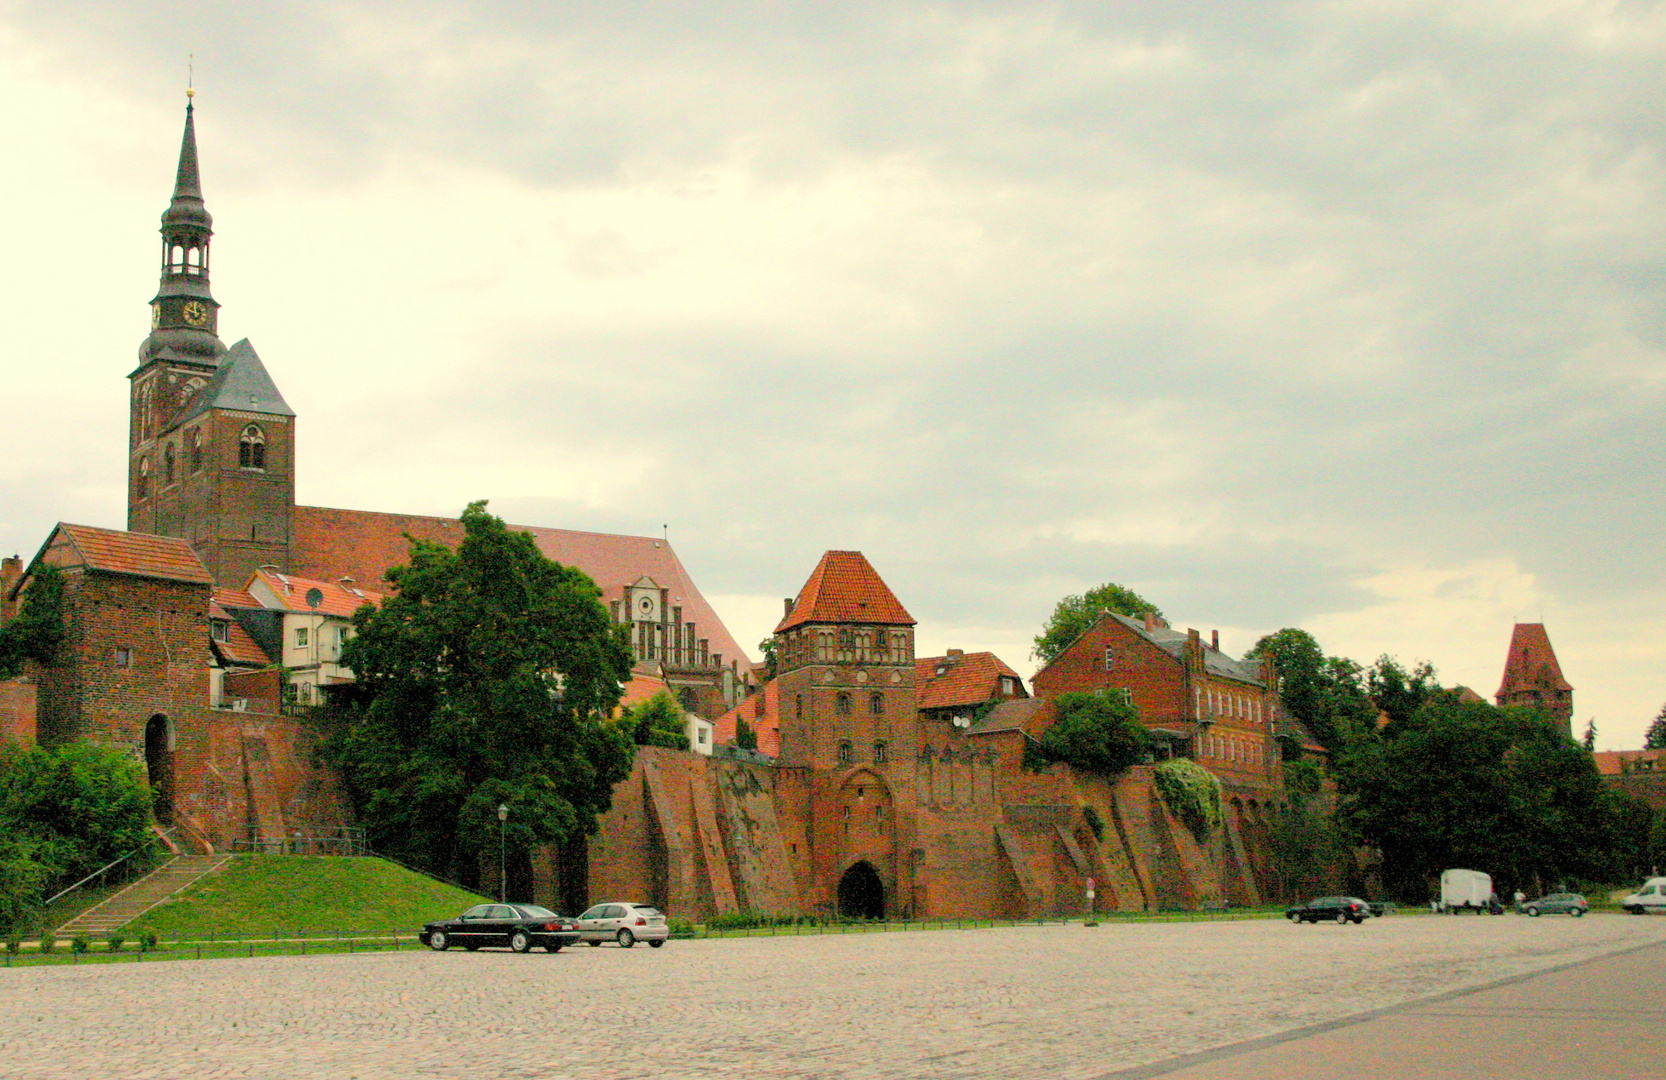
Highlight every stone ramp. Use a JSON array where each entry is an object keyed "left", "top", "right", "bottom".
[{"left": 55, "top": 855, "right": 230, "bottom": 937}]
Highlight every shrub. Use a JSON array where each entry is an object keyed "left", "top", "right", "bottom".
[
  {"left": 1030, "top": 691, "right": 1149, "bottom": 776},
  {"left": 105, "top": 933, "right": 125, "bottom": 953},
  {"left": 1154, "top": 758, "right": 1222, "bottom": 842},
  {"left": 667, "top": 917, "right": 697, "bottom": 939},
  {"left": 70, "top": 933, "right": 89, "bottom": 955},
  {"left": 5, "top": 931, "right": 21, "bottom": 955},
  {"left": 138, "top": 930, "right": 159, "bottom": 952},
  {"left": 1284, "top": 759, "right": 1323, "bottom": 800},
  {"left": 38, "top": 930, "right": 54, "bottom": 954}
]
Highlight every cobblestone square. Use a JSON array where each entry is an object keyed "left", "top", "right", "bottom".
[{"left": 4, "top": 916, "right": 1664, "bottom": 1079}]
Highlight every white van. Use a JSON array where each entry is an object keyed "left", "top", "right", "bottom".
[{"left": 1621, "top": 878, "right": 1666, "bottom": 914}]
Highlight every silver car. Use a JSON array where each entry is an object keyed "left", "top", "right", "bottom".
[{"left": 575, "top": 902, "right": 670, "bottom": 948}]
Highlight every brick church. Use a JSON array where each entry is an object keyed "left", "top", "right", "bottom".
[{"left": 3, "top": 99, "right": 1325, "bottom": 917}]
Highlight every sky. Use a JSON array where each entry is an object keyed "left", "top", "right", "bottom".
[{"left": 0, "top": 1, "right": 1661, "bottom": 748}]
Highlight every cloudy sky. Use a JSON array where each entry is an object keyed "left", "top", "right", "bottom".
[{"left": 1, "top": 1, "right": 1661, "bottom": 746}]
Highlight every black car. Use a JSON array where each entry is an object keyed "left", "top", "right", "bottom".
[
  {"left": 420, "top": 903, "right": 581, "bottom": 953},
  {"left": 1285, "top": 896, "right": 1370, "bottom": 924}
]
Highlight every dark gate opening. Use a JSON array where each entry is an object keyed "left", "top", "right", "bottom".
[
  {"left": 837, "top": 860, "right": 885, "bottom": 920},
  {"left": 144, "top": 714, "right": 173, "bottom": 825}
]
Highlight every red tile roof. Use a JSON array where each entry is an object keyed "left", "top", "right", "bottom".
[
  {"left": 290, "top": 505, "right": 751, "bottom": 668},
  {"left": 915, "top": 651, "right": 1026, "bottom": 710},
  {"left": 213, "top": 586, "right": 261, "bottom": 610},
  {"left": 1593, "top": 750, "right": 1666, "bottom": 777},
  {"left": 248, "top": 568, "right": 384, "bottom": 618},
  {"left": 40, "top": 524, "right": 213, "bottom": 586},
  {"left": 618, "top": 672, "right": 671, "bottom": 712},
  {"left": 775, "top": 551, "right": 914, "bottom": 632},
  {"left": 1496, "top": 623, "right": 1572, "bottom": 697},
  {"left": 212, "top": 619, "right": 272, "bottom": 667},
  {"left": 713, "top": 680, "right": 780, "bottom": 756}
]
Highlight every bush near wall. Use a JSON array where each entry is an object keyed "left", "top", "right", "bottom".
[{"left": 1154, "top": 759, "right": 1222, "bottom": 842}]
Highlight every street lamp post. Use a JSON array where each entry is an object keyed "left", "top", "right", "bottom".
[{"left": 497, "top": 804, "right": 509, "bottom": 903}]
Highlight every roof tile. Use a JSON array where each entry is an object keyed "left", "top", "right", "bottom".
[
  {"left": 776, "top": 551, "right": 914, "bottom": 632},
  {"left": 49, "top": 524, "right": 213, "bottom": 586}
]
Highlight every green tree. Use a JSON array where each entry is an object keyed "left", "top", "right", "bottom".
[
  {"left": 317, "top": 501, "right": 637, "bottom": 888},
  {"left": 1366, "top": 655, "right": 1439, "bottom": 729},
  {"left": 1644, "top": 704, "right": 1666, "bottom": 750},
  {"left": 0, "top": 564, "right": 65, "bottom": 679},
  {"left": 734, "top": 715, "right": 758, "bottom": 751},
  {"left": 757, "top": 638, "right": 779, "bottom": 681},
  {"left": 1029, "top": 690, "right": 1149, "bottom": 775},
  {"left": 1032, "top": 583, "right": 1162, "bottom": 666},
  {"left": 1246, "top": 629, "right": 1378, "bottom": 753},
  {"left": 1580, "top": 719, "right": 1597, "bottom": 752},
  {"left": 621, "top": 691, "right": 688, "bottom": 750}
]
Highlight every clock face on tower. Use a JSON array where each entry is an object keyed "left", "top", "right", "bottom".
[{"left": 182, "top": 300, "right": 209, "bottom": 327}]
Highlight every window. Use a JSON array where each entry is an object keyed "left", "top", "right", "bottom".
[
  {"left": 189, "top": 429, "right": 204, "bottom": 473},
  {"left": 873, "top": 741, "right": 888, "bottom": 764},
  {"left": 795, "top": 694, "right": 803, "bottom": 720},
  {"left": 210, "top": 621, "right": 229, "bottom": 643},
  {"left": 239, "top": 425, "right": 266, "bottom": 470},
  {"left": 837, "top": 741, "right": 853, "bottom": 765},
  {"left": 869, "top": 692, "right": 884, "bottom": 716},
  {"left": 698, "top": 728, "right": 708, "bottom": 745},
  {"left": 1104, "top": 646, "right": 1115, "bottom": 671},
  {"left": 836, "top": 692, "right": 852, "bottom": 717},
  {"left": 295, "top": 626, "right": 309, "bottom": 647},
  {"left": 136, "top": 458, "right": 150, "bottom": 499},
  {"left": 162, "top": 443, "right": 176, "bottom": 486},
  {"left": 112, "top": 647, "right": 133, "bottom": 667}
]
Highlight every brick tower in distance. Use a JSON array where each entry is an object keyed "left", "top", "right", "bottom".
[
  {"left": 127, "top": 95, "right": 295, "bottom": 585},
  {"left": 772, "top": 551, "right": 919, "bottom": 918},
  {"left": 1495, "top": 623, "right": 1573, "bottom": 738}
]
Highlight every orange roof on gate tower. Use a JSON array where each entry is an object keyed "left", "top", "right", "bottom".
[
  {"left": 34, "top": 523, "right": 213, "bottom": 587},
  {"left": 1496, "top": 622, "right": 1572, "bottom": 697},
  {"left": 775, "top": 551, "right": 914, "bottom": 633}
]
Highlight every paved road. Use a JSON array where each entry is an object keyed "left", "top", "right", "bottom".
[{"left": 2, "top": 915, "right": 1663, "bottom": 1079}]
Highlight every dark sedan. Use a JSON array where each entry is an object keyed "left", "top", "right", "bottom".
[
  {"left": 1285, "top": 896, "right": 1370, "bottom": 924},
  {"left": 421, "top": 903, "right": 580, "bottom": 953}
]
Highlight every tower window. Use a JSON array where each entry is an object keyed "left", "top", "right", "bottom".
[
  {"left": 136, "top": 458, "right": 150, "bottom": 499},
  {"left": 239, "top": 425, "right": 266, "bottom": 470},
  {"left": 189, "top": 430, "right": 204, "bottom": 473},
  {"left": 873, "top": 741, "right": 888, "bottom": 764},
  {"left": 836, "top": 692, "right": 852, "bottom": 717},
  {"left": 795, "top": 694, "right": 803, "bottom": 720},
  {"left": 869, "top": 692, "right": 884, "bottom": 716},
  {"left": 837, "top": 741, "right": 853, "bottom": 765},
  {"left": 162, "top": 443, "right": 176, "bottom": 486}
]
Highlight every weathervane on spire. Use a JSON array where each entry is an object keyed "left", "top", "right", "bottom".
[{"left": 187, "top": 53, "right": 195, "bottom": 100}]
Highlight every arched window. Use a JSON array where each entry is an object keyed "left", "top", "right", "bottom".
[
  {"left": 869, "top": 692, "right": 884, "bottom": 716},
  {"left": 873, "top": 741, "right": 888, "bottom": 764},
  {"left": 836, "top": 692, "right": 852, "bottom": 717},
  {"left": 162, "top": 443, "right": 176, "bottom": 486},
  {"left": 837, "top": 741, "right": 853, "bottom": 765},
  {"left": 189, "top": 429, "right": 204, "bottom": 473},
  {"left": 795, "top": 694, "right": 803, "bottom": 720},
  {"left": 239, "top": 425, "right": 266, "bottom": 470},
  {"left": 136, "top": 458, "right": 150, "bottom": 499}
]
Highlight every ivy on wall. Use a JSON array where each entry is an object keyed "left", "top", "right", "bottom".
[{"left": 1154, "top": 758, "right": 1222, "bottom": 842}]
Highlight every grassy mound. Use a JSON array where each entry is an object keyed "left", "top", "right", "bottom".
[{"left": 128, "top": 856, "right": 487, "bottom": 940}]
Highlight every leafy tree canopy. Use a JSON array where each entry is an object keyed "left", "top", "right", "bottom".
[
  {"left": 0, "top": 565, "right": 65, "bottom": 679},
  {"left": 317, "top": 501, "right": 637, "bottom": 886},
  {"left": 1029, "top": 690, "right": 1149, "bottom": 776},
  {"left": 1340, "top": 692, "right": 1626, "bottom": 899},
  {"left": 1645, "top": 704, "right": 1666, "bottom": 750},
  {"left": 1246, "top": 628, "right": 1379, "bottom": 753},
  {"left": 620, "top": 691, "right": 688, "bottom": 750},
  {"left": 1033, "top": 583, "right": 1163, "bottom": 666}
]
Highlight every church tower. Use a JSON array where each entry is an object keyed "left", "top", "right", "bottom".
[{"left": 128, "top": 95, "right": 296, "bottom": 585}]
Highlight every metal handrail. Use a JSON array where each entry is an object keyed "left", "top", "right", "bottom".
[
  {"left": 367, "top": 847, "right": 479, "bottom": 896},
  {"left": 43, "top": 827, "right": 177, "bottom": 906}
]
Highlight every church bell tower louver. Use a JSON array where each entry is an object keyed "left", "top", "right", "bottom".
[{"left": 128, "top": 93, "right": 297, "bottom": 585}]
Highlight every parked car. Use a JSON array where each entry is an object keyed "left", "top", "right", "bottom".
[
  {"left": 1285, "top": 896, "right": 1370, "bottom": 924},
  {"left": 1522, "top": 893, "right": 1587, "bottom": 917},
  {"left": 575, "top": 902, "right": 670, "bottom": 947},
  {"left": 1621, "top": 878, "right": 1666, "bottom": 915},
  {"left": 1367, "top": 900, "right": 1396, "bottom": 918},
  {"left": 420, "top": 903, "right": 580, "bottom": 953}
]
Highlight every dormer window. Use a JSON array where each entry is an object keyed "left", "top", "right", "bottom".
[
  {"left": 210, "top": 620, "right": 229, "bottom": 643},
  {"left": 239, "top": 425, "right": 266, "bottom": 470}
]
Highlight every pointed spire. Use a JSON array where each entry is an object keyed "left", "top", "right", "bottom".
[
  {"left": 163, "top": 97, "right": 211, "bottom": 230},
  {"left": 139, "top": 93, "right": 224, "bottom": 367}
]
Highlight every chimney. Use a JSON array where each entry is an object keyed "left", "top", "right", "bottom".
[
  {"left": 784, "top": 597, "right": 795, "bottom": 618},
  {"left": 1211, "top": 630, "right": 1219, "bottom": 651},
  {"left": 946, "top": 648, "right": 963, "bottom": 659},
  {"left": 1143, "top": 611, "right": 1158, "bottom": 632}
]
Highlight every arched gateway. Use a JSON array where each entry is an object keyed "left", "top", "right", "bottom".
[
  {"left": 837, "top": 860, "right": 885, "bottom": 920},
  {"left": 144, "top": 714, "right": 175, "bottom": 824}
]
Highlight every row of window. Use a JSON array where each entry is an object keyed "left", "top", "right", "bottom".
[
  {"left": 793, "top": 691, "right": 887, "bottom": 719},
  {"left": 778, "top": 626, "right": 912, "bottom": 669},
  {"left": 837, "top": 740, "right": 889, "bottom": 766},
  {"left": 134, "top": 425, "right": 267, "bottom": 498},
  {"left": 1201, "top": 732, "right": 1271, "bottom": 767},
  {"left": 294, "top": 625, "right": 352, "bottom": 650}
]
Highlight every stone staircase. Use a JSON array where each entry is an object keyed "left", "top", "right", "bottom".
[{"left": 55, "top": 855, "right": 230, "bottom": 938}]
